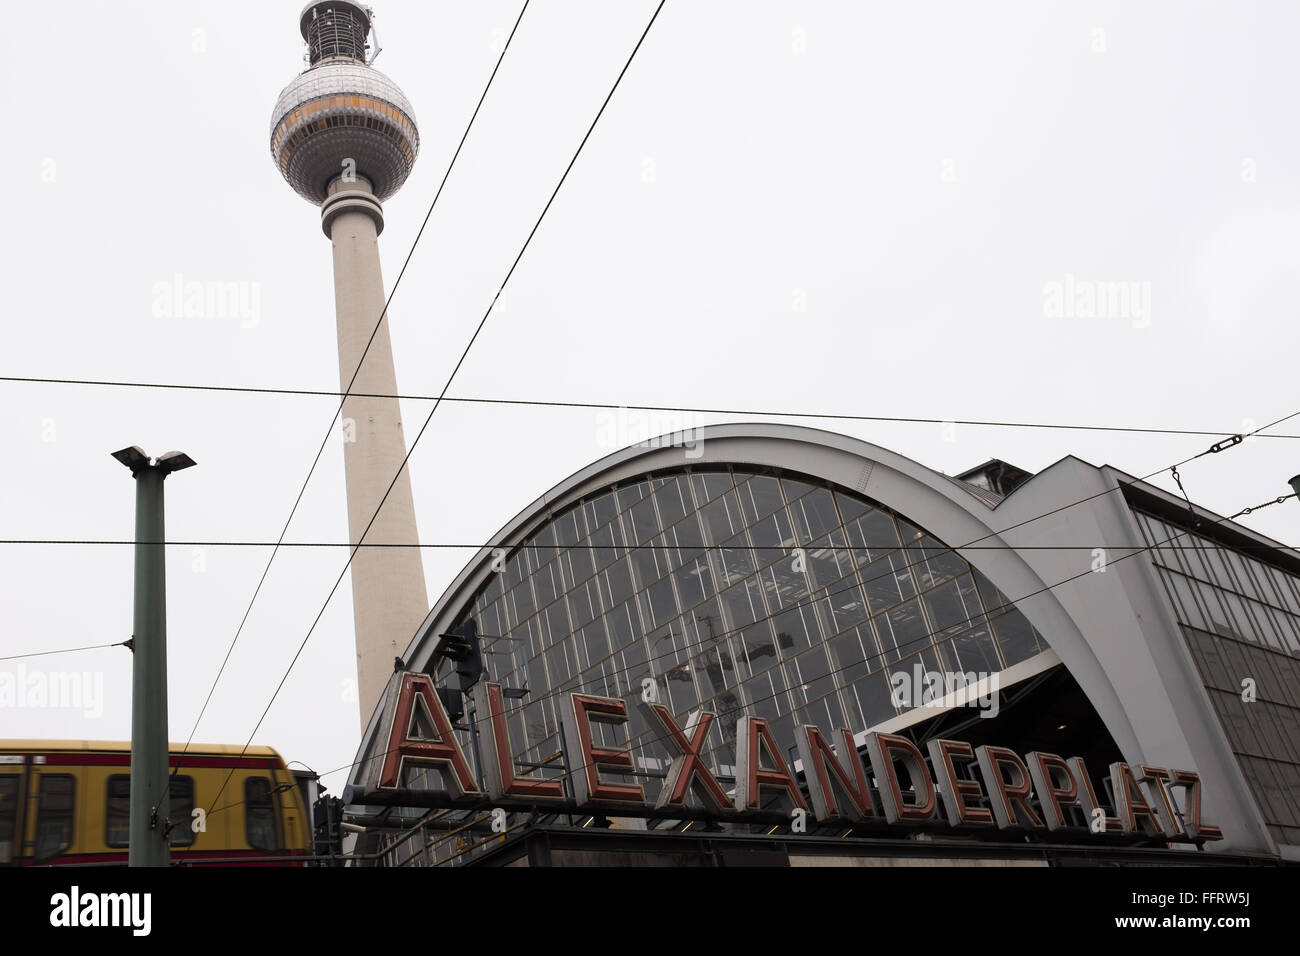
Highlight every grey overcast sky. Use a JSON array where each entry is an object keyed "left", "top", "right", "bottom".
[{"left": 2, "top": 0, "right": 1298, "bottom": 792}]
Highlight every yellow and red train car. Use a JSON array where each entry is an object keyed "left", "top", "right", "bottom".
[{"left": 0, "top": 740, "right": 311, "bottom": 866}]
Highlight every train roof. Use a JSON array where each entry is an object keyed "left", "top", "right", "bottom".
[{"left": 0, "top": 740, "right": 286, "bottom": 760}]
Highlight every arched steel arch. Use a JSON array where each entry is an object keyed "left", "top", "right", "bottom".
[{"left": 349, "top": 423, "right": 1276, "bottom": 855}]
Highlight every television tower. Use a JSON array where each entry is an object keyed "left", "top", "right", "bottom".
[{"left": 270, "top": 1, "right": 428, "bottom": 728}]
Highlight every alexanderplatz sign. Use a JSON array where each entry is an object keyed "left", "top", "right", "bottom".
[{"left": 353, "top": 673, "right": 1223, "bottom": 846}]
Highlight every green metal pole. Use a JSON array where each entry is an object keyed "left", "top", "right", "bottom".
[
  {"left": 128, "top": 464, "right": 170, "bottom": 868},
  {"left": 115, "top": 446, "right": 194, "bottom": 867}
]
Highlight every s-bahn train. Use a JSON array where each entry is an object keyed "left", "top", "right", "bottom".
[{"left": 0, "top": 740, "right": 314, "bottom": 866}]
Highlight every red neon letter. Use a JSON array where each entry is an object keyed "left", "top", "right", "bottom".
[
  {"left": 1169, "top": 769, "right": 1223, "bottom": 842},
  {"left": 560, "top": 693, "right": 645, "bottom": 808},
  {"left": 376, "top": 673, "right": 481, "bottom": 800},
  {"left": 1070, "top": 756, "right": 1121, "bottom": 834},
  {"left": 472, "top": 682, "right": 565, "bottom": 803},
  {"left": 927, "top": 738, "right": 993, "bottom": 827},
  {"left": 642, "top": 704, "right": 732, "bottom": 813},
  {"left": 1139, "top": 765, "right": 1185, "bottom": 839},
  {"left": 864, "top": 732, "right": 936, "bottom": 824},
  {"left": 975, "top": 746, "right": 1042, "bottom": 830},
  {"left": 1025, "top": 751, "right": 1080, "bottom": 831},
  {"left": 798, "top": 725, "right": 876, "bottom": 823},
  {"left": 1110, "top": 762, "right": 1167, "bottom": 837},
  {"left": 735, "top": 716, "right": 808, "bottom": 813}
]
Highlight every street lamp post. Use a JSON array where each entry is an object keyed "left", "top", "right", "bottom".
[{"left": 113, "top": 446, "right": 195, "bottom": 868}]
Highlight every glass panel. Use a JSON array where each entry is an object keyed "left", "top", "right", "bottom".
[
  {"left": 532, "top": 524, "right": 557, "bottom": 568},
  {"left": 245, "top": 777, "right": 278, "bottom": 852},
  {"left": 990, "top": 609, "right": 1041, "bottom": 666},
  {"left": 863, "top": 552, "right": 914, "bottom": 615},
  {"left": 799, "top": 488, "right": 840, "bottom": 540},
  {"left": 915, "top": 534, "right": 968, "bottom": 588},
  {"left": 578, "top": 620, "right": 610, "bottom": 671},
  {"left": 772, "top": 603, "right": 821, "bottom": 658},
  {"left": 737, "top": 475, "right": 785, "bottom": 525},
  {"left": 605, "top": 600, "right": 638, "bottom": 652},
  {"left": 828, "top": 627, "right": 869, "bottom": 686},
  {"left": 804, "top": 530, "right": 853, "bottom": 590},
  {"left": 674, "top": 549, "right": 711, "bottom": 610},
  {"left": 602, "top": 559, "right": 635, "bottom": 608},
  {"left": 738, "top": 623, "right": 783, "bottom": 677},
  {"left": 847, "top": 668, "right": 898, "bottom": 727},
  {"left": 821, "top": 581, "right": 869, "bottom": 633},
  {"left": 747, "top": 506, "right": 797, "bottom": 554},
  {"left": 699, "top": 492, "right": 745, "bottom": 545},
  {"left": 616, "top": 483, "right": 646, "bottom": 512},
  {"left": 0, "top": 775, "right": 17, "bottom": 864},
  {"left": 719, "top": 577, "right": 764, "bottom": 631},
  {"left": 849, "top": 509, "right": 902, "bottom": 563},
  {"left": 552, "top": 506, "right": 585, "bottom": 547},
  {"left": 645, "top": 577, "right": 677, "bottom": 628},
  {"left": 106, "top": 775, "right": 130, "bottom": 847},
  {"left": 629, "top": 538, "right": 665, "bottom": 591},
  {"left": 923, "top": 574, "right": 981, "bottom": 637},
  {"left": 168, "top": 776, "right": 196, "bottom": 847},
  {"left": 533, "top": 561, "right": 557, "bottom": 610},
  {"left": 780, "top": 477, "right": 817, "bottom": 504},
  {"left": 711, "top": 531, "right": 754, "bottom": 589},
  {"left": 690, "top": 472, "right": 734, "bottom": 506},
  {"left": 627, "top": 494, "right": 660, "bottom": 546},
  {"left": 949, "top": 623, "right": 1002, "bottom": 673},
  {"left": 880, "top": 598, "right": 929, "bottom": 665},
  {"left": 34, "top": 775, "right": 75, "bottom": 863}
]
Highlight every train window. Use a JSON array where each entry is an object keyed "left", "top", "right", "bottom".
[
  {"left": 0, "top": 775, "right": 18, "bottom": 863},
  {"left": 107, "top": 774, "right": 197, "bottom": 848},
  {"left": 34, "top": 774, "right": 75, "bottom": 863},
  {"left": 106, "top": 775, "right": 130, "bottom": 847},
  {"left": 168, "top": 776, "right": 196, "bottom": 847},
  {"left": 245, "top": 777, "right": 279, "bottom": 851}
]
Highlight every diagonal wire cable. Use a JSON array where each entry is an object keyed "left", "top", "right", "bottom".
[
  {"left": 205, "top": 0, "right": 669, "bottom": 819},
  {"left": 159, "top": 0, "right": 534, "bottom": 809},
  {"left": 0, "top": 641, "right": 129, "bottom": 663}
]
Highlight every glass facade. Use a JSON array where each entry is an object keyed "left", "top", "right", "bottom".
[
  {"left": 1135, "top": 509, "right": 1300, "bottom": 847},
  {"left": 433, "top": 466, "right": 1048, "bottom": 796}
]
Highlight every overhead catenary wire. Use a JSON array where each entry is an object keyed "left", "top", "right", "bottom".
[
  {"left": 8, "top": 409, "right": 1298, "bottom": 553},
  {"left": 205, "top": 0, "right": 669, "bottom": 819},
  {"left": 4, "top": 538, "right": 1299, "bottom": 553},
  {"left": 2, "top": 373, "right": 1297, "bottom": 441}
]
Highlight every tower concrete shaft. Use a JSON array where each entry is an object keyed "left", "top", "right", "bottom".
[
  {"left": 324, "top": 175, "right": 428, "bottom": 727},
  {"left": 272, "top": 2, "right": 427, "bottom": 729}
]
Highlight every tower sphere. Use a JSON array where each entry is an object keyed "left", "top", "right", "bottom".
[{"left": 270, "top": 1, "right": 420, "bottom": 205}]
